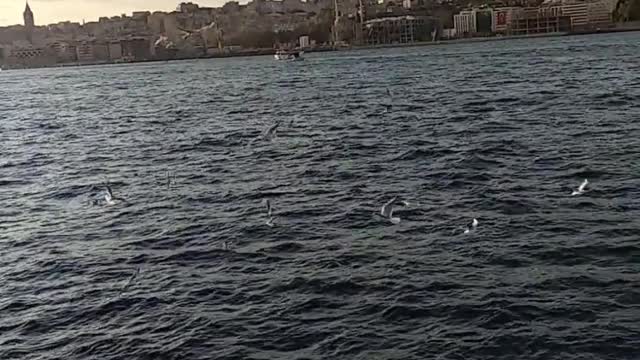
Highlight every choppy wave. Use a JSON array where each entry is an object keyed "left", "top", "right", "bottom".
[{"left": 1, "top": 33, "right": 639, "bottom": 360}]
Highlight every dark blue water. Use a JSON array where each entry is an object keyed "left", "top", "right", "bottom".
[{"left": 1, "top": 33, "right": 639, "bottom": 360}]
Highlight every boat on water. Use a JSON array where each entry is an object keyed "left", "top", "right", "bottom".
[{"left": 274, "top": 49, "right": 304, "bottom": 61}]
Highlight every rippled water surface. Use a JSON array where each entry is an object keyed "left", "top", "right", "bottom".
[{"left": 1, "top": 33, "right": 639, "bottom": 360}]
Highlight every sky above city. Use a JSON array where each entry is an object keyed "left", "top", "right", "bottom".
[{"left": 0, "top": 0, "right": 232, "bottom": 26}]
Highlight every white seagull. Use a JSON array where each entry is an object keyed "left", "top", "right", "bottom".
[
  {"left": 104, "top": 184, "right": 118, "bottom": 205},
  {"left": 263, "top": 199, "right": 275, "bottom": 227},
  {"left": 380, "top": 197, "right": 409, "bottom": 224},
  {"left": 571, "top": 179, "right": 589, "bottom": 196},
  {"left": 265, "top": 217, "right": 275, "bottom": 227},
  {"left": 464, "top": 218, "right": 479, "bottom": 234},
  {"left": 178, "top": 22, "right": 218, "bottom": 40},
  {"left": 264, "top": 199, "right": 273, "bottom": 217}
]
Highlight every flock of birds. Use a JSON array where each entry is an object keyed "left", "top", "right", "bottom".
[
  {"left": 103, "top": 173, "right": 589, "bottom": 293},
  {"left": 98, "top": 125, "right": 591, "bottom": 231},
  {"left": 94, "top": 112, "right": 592, "bottom": 294}
]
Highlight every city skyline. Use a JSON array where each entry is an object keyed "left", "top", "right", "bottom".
[{"left": 0, "top": 0, "right": 236, "bottom": 26}]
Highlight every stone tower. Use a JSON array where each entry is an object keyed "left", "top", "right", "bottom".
[{"left": 24, "top": 1, "right": 34, "bottom": 43}]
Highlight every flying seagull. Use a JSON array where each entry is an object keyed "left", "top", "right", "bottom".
[
  {"left": 121, "top": 267, "right": 141, "bottom": 293},
  {"left": 166, "top": 171, "right": 176, "bottom": 190},
  {"left": 571, "top": 179, "right": 588, "bottom": 196},
  {"left": 384, "top": 88, "right": 394, "bottom": 112},
  {"left": 178, "top": 22, "right": 218, "bottom": 40},
  {"left": 247, "top": 121, "right": 281, "bottom": 146},
  {"left": 263, "top": 199, "right": 275, "bottom": 227},
  {"left": 380, "top": 197, "right": 409, "bottom": 224},
  {"left": 104, "top": 184, "right": 118, "bottom": 205},
  {"left": 263, "top": 121, "right": 280, "bottom": 141},
  {"left": 265, "top": 217, "right": 275, "bottom": 227},
  {"left": 463, "top": 218, "right": 479, "bottom": 234},
  {"left": 264, "top": 199, "right": 272, "bottom": 217}
]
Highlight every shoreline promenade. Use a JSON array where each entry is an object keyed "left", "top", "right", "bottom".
[{"left": 1, "top": 27, "right": 639, "bottom": 70}]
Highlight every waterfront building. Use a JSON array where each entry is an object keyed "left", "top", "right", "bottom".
[
  {"left": 543, "top": 0, "right": 616, "bottom": 30},
  {"left": 299, "top": 35, "right": 311, "bottom": 48},
  {"left": 492, "top": 7, "right": 524, "bottom": 33},
  {"left": 363, "top": 16, "right": 441, "bottom": 45},
  {"left": 75, "top": 41, "right": 94, "bottom": 62},
  {"left": 4, "top": 47, "right": 56, "bottom": 69},
  {"left": 585, "top": 0, "right": 617, "bottom": 26},
  {"left": 108, "top": 40, "right": 123, "bottom": 61},
  {"left": 454, "top": 11, "right": 475, "bottom": 36},
  {"left": 49, "top": 41, "right": 77, "bottom": 62},
  {"left": 491, "top": 6, "right": 574, "bottom": 34},
  {"left": 120, "top": 37, "right": 152, "bottom": 61},
  {"left": 76, "top": 40, "right": 109, "bottom": 63},
  {"left": 453, "top": 8, "right": 494, "bottom": 37},
  {"left": 509, "top": 7, "right": 572, "bottom": 34},
  {"left": 561, "top": 2, "right": 590, "bottom": 27},
  {"left": 475, "top": 9, "right": 494, "bottom": 34}
]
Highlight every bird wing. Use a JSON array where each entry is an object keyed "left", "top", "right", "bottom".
[
  {"left": 264, "top": 199, "right": 272, "bottom": 216},
  {"left": 578, "top": 179, "right": 588, "bottom": 192},
  {"left": 178, "top": 28, "right": 195, "bottom": 40},
  {"left": 265, "top": 122, "right": 280, "bottom": 136},
  {"left": 381, "top": 197, "right": 397, "bottom": 217},
  {"left": 472, "top": 218, "right": 478, "bottom": 227},
  {"left": 106, "top": 184, "right": 113, "bottom": 198},
  {"left": 129, "top": 268, "right": 140, "bottom": 282},
  {"left": 122, "top": 268, "right": 140, "bottom": 290},
  {"left": 177, "top": 27, "right": 194, "bottom": 34}
]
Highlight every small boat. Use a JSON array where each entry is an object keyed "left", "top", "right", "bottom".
[{"left": 274, "top": 49, "right": 304, "bottom": 61}]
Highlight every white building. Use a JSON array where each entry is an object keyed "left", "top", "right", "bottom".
[
  {"left": 454, "top": 11, "right": 475, "bottom": 36},
  {"left": 561, "top": 2, "right": 589, "bottom": 27},
  {"left": 492, "top": 7, "right": 524, "bottom": 33},
  {"left": 453, "top": 8, "right": 495, "bottom": 36},
  {"left": 560, "top": 0, "right": 615, "bottom": 29},
  {"left": 299, "top": 35, "right": 310, "bottom": 48}
]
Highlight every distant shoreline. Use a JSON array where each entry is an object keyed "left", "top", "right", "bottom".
[
  {"left": 346, "top": 27, "right": 640, "bottom": 52},
  {"left": 2, "top": 27, "right": 639, "bottom": 71}
]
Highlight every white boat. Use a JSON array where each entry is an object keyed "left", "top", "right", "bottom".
[{"left": 274, "top": 50, "right": 304, "bottom": 61}]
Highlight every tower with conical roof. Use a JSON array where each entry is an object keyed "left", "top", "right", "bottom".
[{"left": 24, "top": 1, "right": 34, "bottom": 43}]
